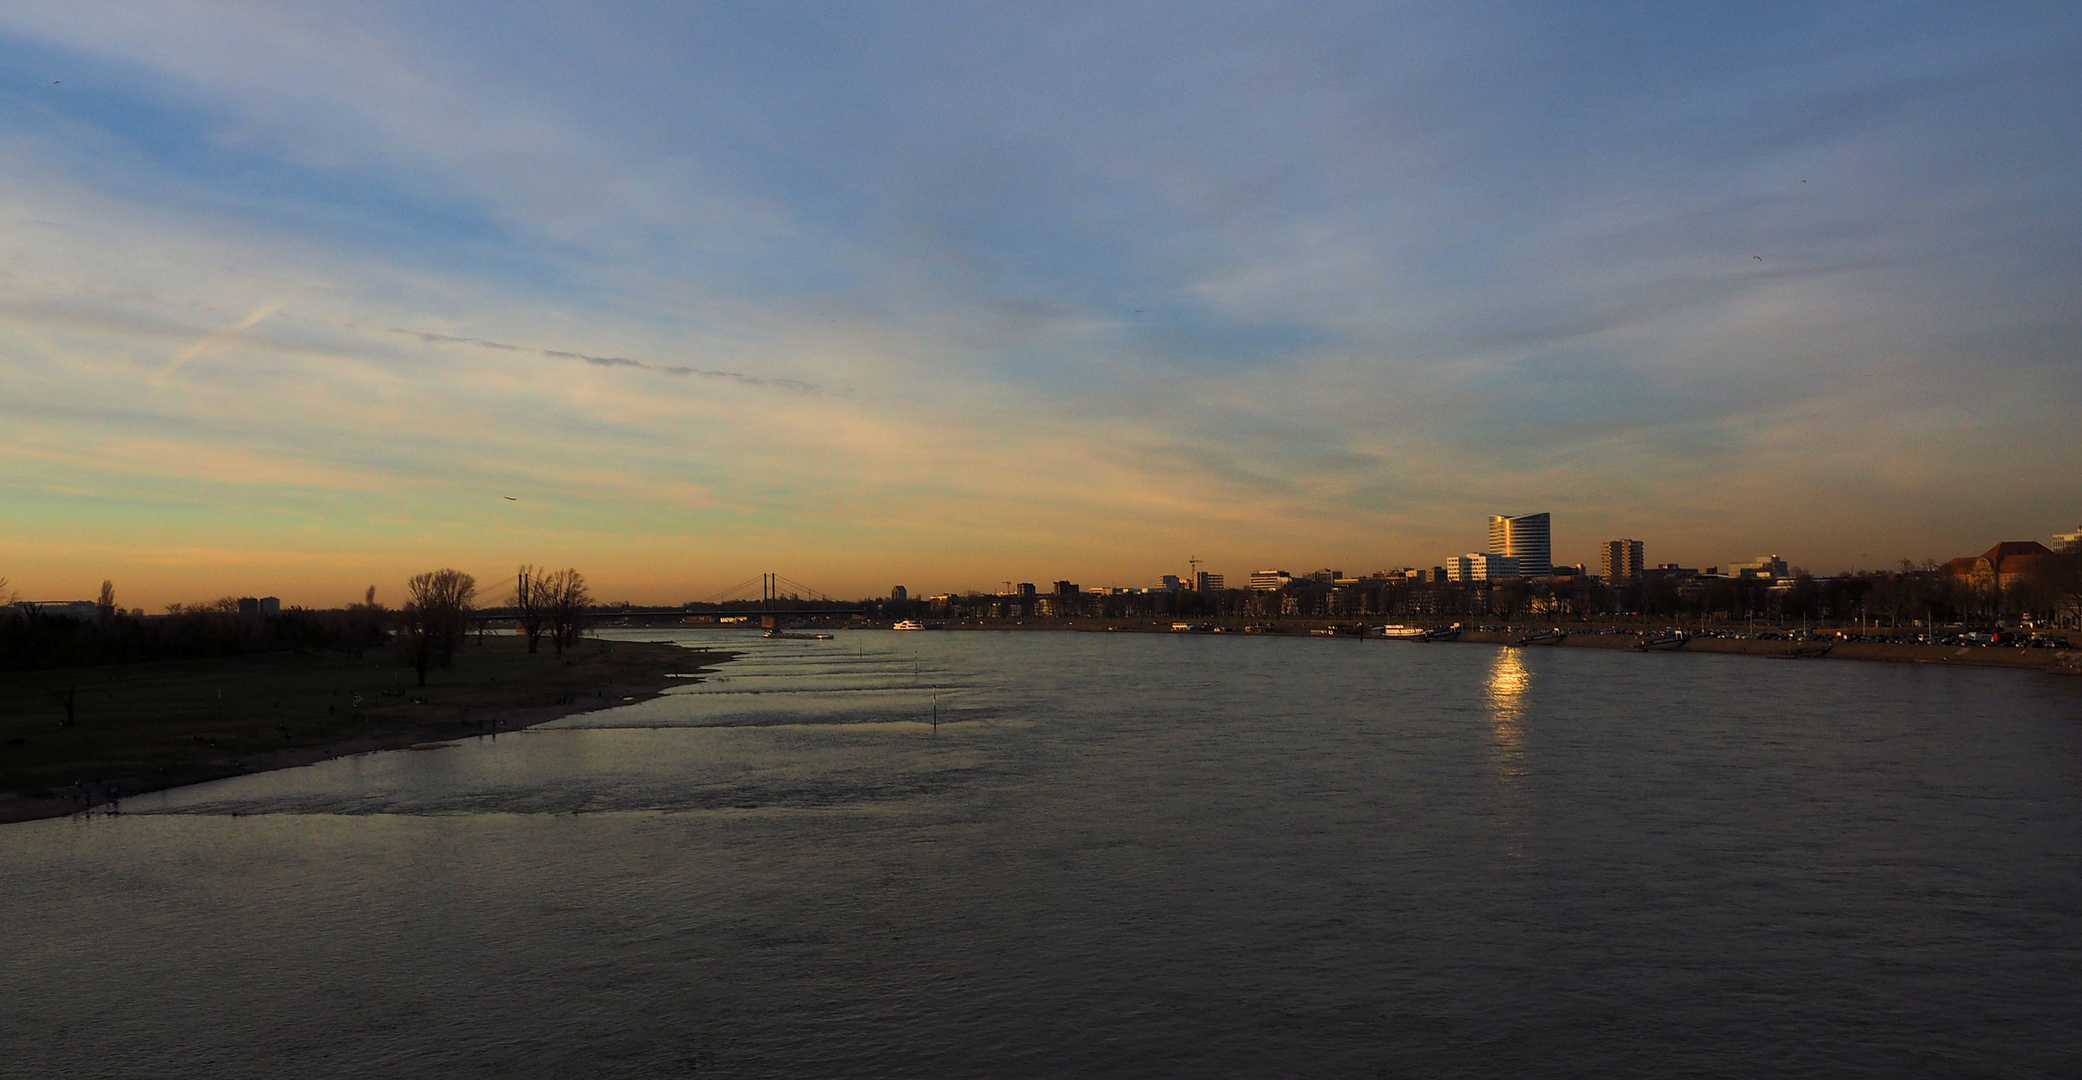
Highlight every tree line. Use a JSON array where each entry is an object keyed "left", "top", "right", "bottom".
[
  {"left": 0, "top": 566, "right": 593, "bottom": 677},
  {"left": 0, "top": 582, "right": 387, "bottom": 671}
]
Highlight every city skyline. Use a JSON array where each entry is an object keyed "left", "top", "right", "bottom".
[
  {"left": 17, "top": 512, "right": 2080, "bottom": 610},
  {"left": 2, "top": 4, "right": 2079, "bottom": 607}
]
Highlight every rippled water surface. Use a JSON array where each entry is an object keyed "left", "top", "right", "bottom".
[{"left": 5, "top": 631, "right": 2080, "bottom": 1077}]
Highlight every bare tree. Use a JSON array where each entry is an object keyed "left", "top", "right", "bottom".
[
  {"left": 540, "top": 567, "right": 590, "bottom": 657},
  {"left": 395, "top": 569, "right": 478, "bottom": 685},
  {"left": 97, "top": 580, "right": 116, "bottom": 621},
  {"left": 511, "top": 565, "right": 550, "bottom": 654}
]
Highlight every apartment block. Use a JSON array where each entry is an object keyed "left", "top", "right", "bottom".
[{"left": 1600, "top": 539, "right": 1645, "bottom": 585}]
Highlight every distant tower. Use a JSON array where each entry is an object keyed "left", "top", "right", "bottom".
[
  {"left": 1600, "top": 540, "right": 1644, "bottom": 585},
  {"left": 1488, "top": 513, "right": 1552, "bottom": 577},
  {"left": 891, "top": 585, "right": 907, "bottom": 602}
]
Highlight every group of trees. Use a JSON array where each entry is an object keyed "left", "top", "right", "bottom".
[
  {"left": 511, "top": 565, "right": 590, "bottom": 656},
  {"left": 388, "top": 564, "right": 591, "bottom": 685},
  {"left": 1, "top": 593, "right": 379, "bottom": 671}
]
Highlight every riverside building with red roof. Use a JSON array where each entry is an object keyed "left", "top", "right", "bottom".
[{"left": 1942, "top": 541, "right": 2057, "bottom": 591}]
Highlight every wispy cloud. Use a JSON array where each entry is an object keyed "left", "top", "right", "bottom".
[{"left": 0, "top": 2, "right": 2078, "bottom": 604}]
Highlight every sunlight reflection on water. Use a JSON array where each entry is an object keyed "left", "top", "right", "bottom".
[{"left": 1483, "top": 646, "right": 1534, "bottom": 852}]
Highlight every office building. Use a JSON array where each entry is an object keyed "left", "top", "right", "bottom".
[
  {"left": 1446, "top": 553, "right": 1518, "bottom": 582},
  {"left": 1196, "top": 571, "right": 1225, "bottom": 593},
  {"left": 1487, "top": 513, "right": 1551, "bottom": 577},
  {"left": 1600, "top": 539, "right": 1645, "bottom": 585},
  {"left": 1053, "top": 580, "right": 1079, "bottom": 598},
  {"left": 890, "top": 585, "right": 907, "bottom": 602},
  {"left": 1249, "top": 570, "right": 1292, "bottom": 591},
  {"left": 1728, "top": 555, "right": 1788, "bottom": 580}
]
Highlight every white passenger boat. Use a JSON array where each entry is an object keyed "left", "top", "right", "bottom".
[
  {"left": 1377, "top": 625, "right": 1431, "bottom": 640},
  {"left": 892, "top": 619, "right": 927, "bottom": 631}
]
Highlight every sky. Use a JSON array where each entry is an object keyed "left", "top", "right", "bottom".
[{"left": 1, "top": 2, "right": 2078, "bottom": 607}]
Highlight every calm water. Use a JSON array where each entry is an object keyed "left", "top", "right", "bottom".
[{"left": 4, "top": 631, "right": 2080, "bottom": 1077}]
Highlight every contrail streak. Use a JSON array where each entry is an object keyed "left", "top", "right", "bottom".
[
  {"left": 394, "top": 329, "right": 820, "bottom": 394},
  {"left": 160, "top": 299, "right": 289, "bottom": 380}
]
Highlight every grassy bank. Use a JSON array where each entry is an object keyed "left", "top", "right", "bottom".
[{"left": 0, "top": 635, "right": 727, "bottom": 822}]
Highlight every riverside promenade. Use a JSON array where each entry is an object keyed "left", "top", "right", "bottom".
[{"left": 816, "top": 616, "right": 2082, "bottom": 676}]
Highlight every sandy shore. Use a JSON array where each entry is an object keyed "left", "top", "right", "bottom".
[{"left": 1, "top": 640, "right": 734, "bottom": 825}]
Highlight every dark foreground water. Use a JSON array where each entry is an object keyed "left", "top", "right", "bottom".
[{"left": 4, "top": 631, "right": 2080, "bottom": 1078}]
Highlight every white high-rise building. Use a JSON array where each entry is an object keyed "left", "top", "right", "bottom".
[{"left": 1488, "top": 513, "right": 1551, "bottom": 577}]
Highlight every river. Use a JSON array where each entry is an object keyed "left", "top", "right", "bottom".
[{"left": 4, "top": 629, "right": 2079, "bottom": 1077}]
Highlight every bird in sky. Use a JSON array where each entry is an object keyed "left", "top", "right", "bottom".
[
  {"left": 503, "top": 496, "right": 518, "bottom": 501},
  {"left": 1753, "top": 255, "right": 1763, "bottom": 261}
]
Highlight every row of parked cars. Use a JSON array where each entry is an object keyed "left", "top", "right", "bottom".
[
  {"left": 1899, "top": 630, "right": 2071, "bottom": 648},
  {"left": 1477, "top": 625, "right": 2075, "bottom": 649}
]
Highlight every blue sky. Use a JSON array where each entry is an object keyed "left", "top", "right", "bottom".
[{"left": 1, "top": 2, "right": 2077, "bottom": 604}]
